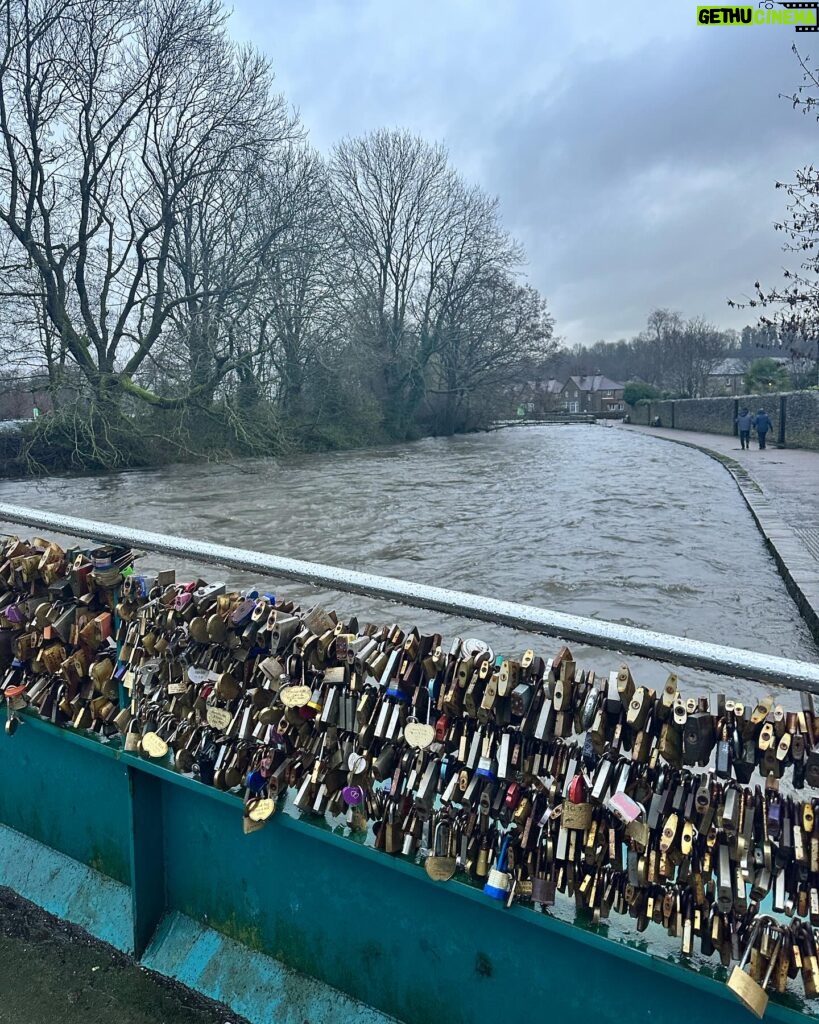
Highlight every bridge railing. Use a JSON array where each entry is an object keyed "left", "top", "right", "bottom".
[{"left": 0, "top": 501, "right": 816, "bottom": 691}]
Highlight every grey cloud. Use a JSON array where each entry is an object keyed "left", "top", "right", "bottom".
[{"left": 233, "top": 0, "right": 817, "bottom": 343}]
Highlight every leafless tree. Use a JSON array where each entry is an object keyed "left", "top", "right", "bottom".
[
  {"left": 0, "top": 0, "right": 297, "bottom": 418},
  {"left": 428, "top": 275, "right": 555, "bottom": 432},
  {"left": 328, "top": 129, "right": 552, "bottom": 436},
  {"left": 636, "top": 309, "right": 726, "bottom": 397}
]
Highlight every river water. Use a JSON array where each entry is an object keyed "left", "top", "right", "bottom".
[{"left": 0, "top": 424, "right": 815, "bottom": 707}]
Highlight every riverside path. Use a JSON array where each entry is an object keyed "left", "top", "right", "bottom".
[{"left": 617, "top": 422, "right": 819, "bottom": 642}]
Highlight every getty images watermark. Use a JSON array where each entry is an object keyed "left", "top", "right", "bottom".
[{"left": 697, "top": 2, "right": 819, "bottom": 29}]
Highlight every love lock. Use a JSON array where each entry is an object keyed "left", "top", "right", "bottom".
[
  {"left": 484, "top": 834, "right": 512, "bottom": 901},
  {"left": 425, "top": 819, "right": 457, "bottom": 882},
  {"left": 727, "top": 916, "right": 783, "bottom": 1018},
  {"left": 4, "top": 683, "right": 26, "bottom": 736}
]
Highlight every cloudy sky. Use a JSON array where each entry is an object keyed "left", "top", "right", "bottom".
[{"left": 229, "top": 1, "right": 816, "bottom": 345}]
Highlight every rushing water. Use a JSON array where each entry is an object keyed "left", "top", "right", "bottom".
[{"left": 0, "top": 423, "right": 815, "bottom": 699}]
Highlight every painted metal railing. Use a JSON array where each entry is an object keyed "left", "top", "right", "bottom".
[{"left": 0, "top": 502, "right": 816, "bottom": 691}]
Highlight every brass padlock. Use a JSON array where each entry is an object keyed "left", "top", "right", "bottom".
[{"left": 727, "top": 917, "right": 782, "bottom": 1018}]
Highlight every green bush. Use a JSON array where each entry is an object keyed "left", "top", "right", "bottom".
[{"left": 624, "top": 381, "right": 662, "bottom": 406}]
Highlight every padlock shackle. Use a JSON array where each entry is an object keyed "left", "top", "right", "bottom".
[{"left": 497, "top": 834, "right": 511, "bottom": 872}]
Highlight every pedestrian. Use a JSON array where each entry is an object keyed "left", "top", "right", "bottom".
[
  {"left": 736, "top": 407, "right": 752, "bottom": 450},
  {"left": 753, "top": 408, "right": 773, "bottom": 450}
]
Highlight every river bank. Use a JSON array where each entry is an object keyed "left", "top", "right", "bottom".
[{"left": 0, "top": 888, "right": 243, "bottom": 1024}]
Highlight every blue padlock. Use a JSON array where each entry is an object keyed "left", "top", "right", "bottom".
[{"left": 484, "top": 835, "right": 512, "bottom": 901}]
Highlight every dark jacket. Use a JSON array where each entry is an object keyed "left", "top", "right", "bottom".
[
  {"left": 736, "top": 411, "right": 752, "bottom": 431},
  {"left": 754, "top": 412, "right": 772, "bottom": 434}
]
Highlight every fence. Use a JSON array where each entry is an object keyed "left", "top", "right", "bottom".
[{"left": 628, "top": 390, "right": 819, "bottom": 450}]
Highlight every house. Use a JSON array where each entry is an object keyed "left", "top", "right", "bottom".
[
  {"left": 512, "top": 378, "right": 564, "bottom": 416},
  {"left": 0, "top": 387, "right": 53, "bottom": 420},
  {"left": 707, "top": 358, "right": 748, "bottom": 396},
  {"left": 560, "top": 375, "right": 626, "bottom": 415}
]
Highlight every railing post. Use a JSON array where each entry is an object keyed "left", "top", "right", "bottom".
[
  {"left": 128, "top": 765, "right": 166, "bottom": 958},
  {"left": 778, "top": 394, "right": 786, "bottom": 448},
  {"left": 671, "top": 400, "right": 675, "bottom": 429},
  {"left": 732, "top": 398, "right": 739, "bottom": 437}
]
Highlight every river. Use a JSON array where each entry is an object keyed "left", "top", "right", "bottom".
[{"left": 0, "top": 423, "right": 814, "bottom": 706}]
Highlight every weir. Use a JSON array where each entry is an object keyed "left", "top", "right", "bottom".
[{"left": 0, "top": 503, "right": 817, "bottom": 1024}]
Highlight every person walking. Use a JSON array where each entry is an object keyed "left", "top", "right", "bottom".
[
  {"left": 753, "top": 408, "right": 773, "bottom": 450},
  {"left": 736, "top": 407, "right": 752, "bottom": 450}
]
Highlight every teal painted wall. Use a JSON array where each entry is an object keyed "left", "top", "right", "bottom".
[
  {"left": 0, "top": 715, "right": 815, "bottom": 1024},
  {"left": 0, "top": 721, "right": 131, "bottom": 884}
]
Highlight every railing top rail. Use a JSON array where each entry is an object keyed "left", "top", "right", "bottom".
[{"left": 0, "top": 501, "right": 816, "bottom": 692}]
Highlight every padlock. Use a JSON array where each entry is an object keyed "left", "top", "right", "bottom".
[
  {"left": 683, "top": 711, "right": 715, "bottom": 767},
  {"left": 727, "top": 918, "right": 783, "bottom": 1018},
  {"left": 733, "top": 736, "right": 757, "bottom": 785},
  {"left": 475, "top": 730, "right": 497, "bottom": 780},
  {"left": 425, "top": 820, "right": 457, "bottom": 882},
  {"left": 805, "top": 746, "right": 819, "bottom": 788},
  {"left": 715, "top": 723, "right": 733, "bottom": 779},
  {"left": 484, "top": 834, "right": 512, "bottom": 900}
]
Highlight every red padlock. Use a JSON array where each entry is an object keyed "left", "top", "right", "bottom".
[
  {"left": 435, "top": 714, "right": 450, "bottom": 743},
  {"left": 567, "top": 774, "right": 588, "bottom": 804},
  {"left": 504, "top": 781, "right": 522, "bottom": 813}
]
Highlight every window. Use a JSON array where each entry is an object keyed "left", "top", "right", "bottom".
[
  {"left": 603, "top": 389, "right": 613, "bottom": 397},
  {"left": 568, "top": 401, "right": 579, "bottom": 413}
]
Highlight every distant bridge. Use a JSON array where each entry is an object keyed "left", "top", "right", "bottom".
[{"left": 489, "top": 412, "right": 597, "bottom": 429}]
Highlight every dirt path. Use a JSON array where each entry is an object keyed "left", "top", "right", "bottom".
[{"left": 0, "top": 888, "right": 247, "bottom": 1024}]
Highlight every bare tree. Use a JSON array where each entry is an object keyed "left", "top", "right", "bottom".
[
  {"left": 640, "top": 309, "right": 726, "bottom": 397},
  {"left": 328, "top": 129, "right": 452, "bottom": 436},
  {"left": 328, "top": 130, "right": 550, "bottom": 436},
  {"left": 428, "top": 276, "right": 555, "bottom": 432},
  {"left": 251, "top": 147, "right": 343, "bottom": 415},
  {"left": 0, "top": 0, "right": 296, "bottom": 418},
  {"left": 729, "top": 46, "right": 819, "bottom": 374}
]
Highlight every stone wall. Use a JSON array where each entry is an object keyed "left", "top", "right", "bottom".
[
  {"left": 784, "top": 391, "right": 819, "bottom": 450},
  {"left": 624, "top": 390, "right": 818, "bottom": 450}
]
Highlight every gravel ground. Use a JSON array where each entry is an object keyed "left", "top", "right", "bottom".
[{"left": 0, "top": 888, "right": 248, "bottom": 1024}]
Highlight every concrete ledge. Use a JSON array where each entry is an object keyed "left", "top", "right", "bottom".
[
  {"left": 144, "top": 912, "right": 397, "bottom": 1024},
  {"left": 0, "top": 823, "right": 396, "bottom": 1024},
  {"left": 0, "top": 822, "right": 133, "bottom": 952}
]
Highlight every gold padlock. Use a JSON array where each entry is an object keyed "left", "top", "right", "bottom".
[{"left": 727, "top": 917, "right": 782, "bottom": 1018}]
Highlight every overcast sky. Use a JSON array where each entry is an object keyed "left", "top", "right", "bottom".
[{"left": 229, "top": 1, "right": 816, "bottom": 345}]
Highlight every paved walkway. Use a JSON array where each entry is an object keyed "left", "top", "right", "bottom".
[{"left": 617, "top": 423, "right": 819, "bottom": 643}]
